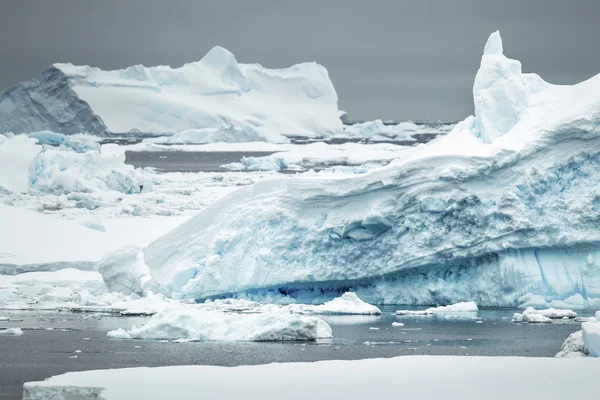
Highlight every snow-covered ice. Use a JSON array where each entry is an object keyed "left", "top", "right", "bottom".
[
  {"left": 0, "top": 47, "right": 342, "bottom": 138},
  {"left": 396, "top": 302, "right": 478, "bottom": 316},
  {"left": 293, "top": 292, "right": 382, "bottom": 315},
  {"left": 512, "top": 307, "right": 577, "bottom": 323},
  {"left": 107, "top": 305, "right": 332, "bottom": 342},
  {"left": 22, "top": 356, "right": 600, "bottom": 400},
  {"left": 138, "top": 31, "right": 600, "bottom": 308}
]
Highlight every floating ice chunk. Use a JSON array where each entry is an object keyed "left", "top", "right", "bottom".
[
  {"left": 96, "top": 247, "right": 158, "bottom": 297},
  {"left": 0, "top": 327, "right": 23, "bottom": 336},
  {"left": 107, "top": 306, "right": 332, "bottom": 342},
  {"left": 298, "top": 293, "right": 382, "bottom": 315},
  {"left": 396, "top": 302, "right": 478, "bottom": 316},
  {"left": 512, "top": 307, "right": 576, "bottom": 323}
]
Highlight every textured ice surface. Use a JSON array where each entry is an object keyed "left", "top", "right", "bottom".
[
  {"left": 0, "top": 46, "right": 342, "bottom": 138},
  {"left": 29, "top": 146, "right": 152, "bottom": 195},
  {"left": 142, "top": 32, "right": 600, "bottom": 307},
  {"left": 107, "top": 305, "right": 332, "bottom": 342}
]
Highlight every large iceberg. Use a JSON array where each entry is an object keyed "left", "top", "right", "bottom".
[
  {"left": 0, "top": 47, "right": 342, "bottom": 138},
  {"left": 139, "top": 31, "right": 600, "bottom": 307}
]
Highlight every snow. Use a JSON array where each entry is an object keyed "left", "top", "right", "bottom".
[
  {"left": 0, "top": 327, "right": 23, "bottom": 336},
  {"left": 139, "top": 31, "right": 600, "bottom": 307},
  {"left": 0, "top": 134, "right": 41, "bottom": 193},
  {"left": 29, "top": 146, "right": 152, "bottom": 195},
  {"left": 0, "top": 46, "right": 342, "bottom": 138},
  {"left": 107, "top": 305, "right": 332, "bottom": 342},
  {"left": 0, "top": 205, "right": 126, "bottom": 268},
  {"left": 396, "top": 302, "right": 478, "bottom": 316},
  {"left": 22, "top": 356, "right": 600, "bottom": 400}
]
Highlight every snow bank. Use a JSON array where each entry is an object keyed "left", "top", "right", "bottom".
[
  {"left": 22, "top": 356, "right": 600, "bottom": 400},
  {"left": 396, "top": 302, "right": 478, "bottom": 316},
  {"left": 0, "top": 135, "right": 41, "bottom": 193},
  {"left": 0, "top": 327, "right": 23, "bottom": 336},
  {"left": 29, "top": 146, "right": 152, "bottom": 195},
  {"left": 140, "top": 31, "right": 600, "bottom": 307},
  {"left": 107, "top": 306, "right": 332, "bottom": 342},
  {"left": 0, "top": 46, "right": 342, "bottom": 138}
]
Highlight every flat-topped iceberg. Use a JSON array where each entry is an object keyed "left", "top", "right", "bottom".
[
  {"left": 0, "top": 46, "right": 342, "bottom": 138},
  {"left": 136, "top": 31, "right": 600, "bottom": 307}
]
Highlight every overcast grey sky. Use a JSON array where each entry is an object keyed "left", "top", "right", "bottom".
[{"left": 1, "top": 0, "right": 599, "bottom": 121}]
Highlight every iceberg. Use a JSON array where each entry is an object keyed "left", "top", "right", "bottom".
[
  {"left": 140, "top": 32, "right": 600, "bottom": 308},
  {"left": 0, "top": 47, "right": 342, "bottom": 138}
]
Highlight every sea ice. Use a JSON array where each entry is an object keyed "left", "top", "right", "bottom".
[{"left": 22, "top": 356, "right": 600, "bottom": 400}]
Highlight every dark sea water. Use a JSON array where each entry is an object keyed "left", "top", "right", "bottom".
[{"left": 0, "top": 307, "right": 588, "bottom": 398}]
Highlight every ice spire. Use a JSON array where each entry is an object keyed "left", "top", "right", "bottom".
[{"left": 483, "top": 30, "right": 503, "bottom": 55}]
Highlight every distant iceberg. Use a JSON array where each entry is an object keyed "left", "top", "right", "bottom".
[
  {"left": 0, "top": 47, "right": 342, "bottom": 139},
  {"left": 132, "top": 31, "right": 600, "bottom": 307}
]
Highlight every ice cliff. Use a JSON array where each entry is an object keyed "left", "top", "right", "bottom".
[
  {"left": 140, "top": 31, "right": 600, "bottom": 307},
  {"left": 0, "top": 47, "right": 342, "bottom": 137}
]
